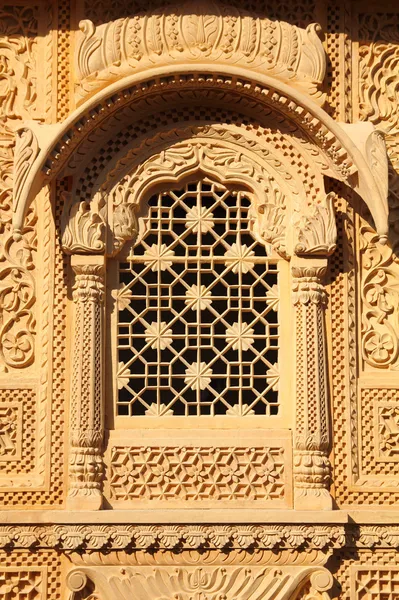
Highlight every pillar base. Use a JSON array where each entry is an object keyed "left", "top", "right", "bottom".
[
  {"left": 294, "top": 487, "right": 334, "bottom": 511},
  {"left": 66, "top": 490, "right": 103, "bottom": 511}
]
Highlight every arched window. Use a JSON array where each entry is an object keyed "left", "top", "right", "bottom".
[{"left": 110, "top": 178, "right": 290, "bottom": 423}]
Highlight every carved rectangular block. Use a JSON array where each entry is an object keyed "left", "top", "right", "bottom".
[
  {"left": 0, "top": 567, "right": 46, "bottom": 599},
  {"left": 0, "top": 403, "right": 22, "bottom": 462},
  {"left": 0, "top": 389, "right": 36, "bottom": 478},
  {"left": 356, "top": 389, "right": 399, "bottom": 486},
  {"left": 352, "top": 566, "right": 399, "bottom": 600},
  {"left": 108, "top": 430, "right": 292, "bottom": 507},
  {"left": 376, "top": 403, "right": 399, "bottom": 462}
]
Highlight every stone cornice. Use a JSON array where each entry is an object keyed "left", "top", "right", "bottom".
[
  {"left": 0, "top": 524, "right": 347, "bottom": 551},
  {"left": 0, "top": 522, "right": 398, "bottom": 551}
]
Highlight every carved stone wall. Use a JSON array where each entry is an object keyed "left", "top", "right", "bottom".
[{"left": 1, "top": 0, "right": 399, "bottom": 599}]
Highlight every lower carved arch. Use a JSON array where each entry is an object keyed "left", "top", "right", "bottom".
[
  {"left": 61, "top": 118, "right": 336, "bottom": 258},
  {"left": 66, "top": 565, "right": 334, "bottom": 600}
]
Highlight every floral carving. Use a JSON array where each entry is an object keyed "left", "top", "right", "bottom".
[
  {"left": 293, "top": 193, "right": 337, "bottom": 256},
  {"left": 0, "top": 404, "right": 20, "bottom": 460},
  {"left": 185, "top": 205, "right": 214, "bottom": 233},
  {"left": 0, "top": 5, "right": 40, "bottom": 372},
  {"left": 360, "top": 230, "right": 399, "bottom": 369},
  {"left": 358, "top": 15, "right": 399, "bottom": 371},
  {"left": 0, "top": 217, "right": 36, "bottom": 370},
  {"left": 359, "top": 16, "right": 399, "bottom": 137},
  {"left": 143, "top": 244, "right": 175, "bottom": 271},
  {"left": 378, "top": 405, "right": 399, "bottom": 458},
  {"left": 61, "top": 195, "right": 105, "bottom": 254},
  {"left": 185, "top": 285, "right": 213, "bottom": 312}
]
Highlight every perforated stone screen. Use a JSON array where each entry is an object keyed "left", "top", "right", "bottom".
[{"left": 116, "top": 180, "right": 280, "bottom": 417}]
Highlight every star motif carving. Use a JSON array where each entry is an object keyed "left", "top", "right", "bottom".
[
  {"left": 185, "top": 284, "right": 213, "bottom": 311},
  {"left": 224, "top": 242, "right": 255, "bottom": 274},
  {"left": 225, "top": 322, "right": 255, "bottom": 351},
  {"left": 184, "top": 362, "right": 213, "bottom": 391},
  {"left": 145, "top": 322, "right": 173, "bottom": 350}
]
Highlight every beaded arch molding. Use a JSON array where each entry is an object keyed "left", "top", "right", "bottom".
[{"left": 12, "top": 66, "right": 389, "bottom": 245}]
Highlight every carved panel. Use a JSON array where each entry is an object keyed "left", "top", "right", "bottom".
[
  {"left": 0, "top": 188, "right": 64, "bottom": 506},
  {"left": 358, "top": 388, "right": 399, "bottom": 482},
  {"left": 0, "top": 388, "right": 37, "bottom": 474},
  {"left": 0, "top": 550, "right": 62, "bottom": 600},
  {"left": 352, "top": 566, "right": 399, "bottom": 600},
  {"left": 0, "top": 2, "right": 53, "bottom": 374},
  {"left": 107, "top": 430, "right": 292, "bottom": 507},
  {"left": 377, "top": 404, "right": 399, "bottom": 461},
  {"left": 0, "top": 1, "right": 57, "bottom": 504},
  {"left": 331, "top": 6, "right": 399, "bottom": 505},
  {"left": 0, "top": 568, "right": 46, "bottom": 600},
  {"left": 358, "top": 13, "right": 399, "bottom": 372},
  {"left": 0, "top": 404, "right": 21, "bottom": 462},
  {"left": 109, "top": 445, "right": 287, "bottom": 504}
]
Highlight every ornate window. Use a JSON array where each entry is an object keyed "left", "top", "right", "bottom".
[{"left": 113, "top": 179, "right": 286, "bottom": 420}]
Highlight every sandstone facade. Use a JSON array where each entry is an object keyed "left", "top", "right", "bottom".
[{"left": 0, "top": 1, "right": 398, "bottom": 598}]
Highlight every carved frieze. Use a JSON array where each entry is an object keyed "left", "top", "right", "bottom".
[
  {"left": 75, "top": 0, "right": 326, "bottom": 105},
  {"left": 0, "top": 523, "right": 348, "bottom": 552}
]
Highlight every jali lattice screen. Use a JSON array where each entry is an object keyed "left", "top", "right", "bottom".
[{"left": 116, "top": 180, "right": 280, "bottom": 417}]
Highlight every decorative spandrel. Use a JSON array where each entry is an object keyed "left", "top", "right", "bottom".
[{"left": 115, "top": 180, "right": 280, "bottom": 417}]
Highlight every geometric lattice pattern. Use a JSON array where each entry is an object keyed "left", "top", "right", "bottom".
[
  {"left": 0, "top": 550, "right": 61, "bottom": 600},
  {"left": 0, "top": 568, "right": 45, "bottom": 600},
  {"left": 353, "top": 567, "right": 399, "bottom": 600},
  {"left": 109, "top": 445, "right": 286, "bottom": 503},
  {"left": 116, "top": 180, "right": 279, "bottom": 416}
]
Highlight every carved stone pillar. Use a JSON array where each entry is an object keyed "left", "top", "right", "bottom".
[
  {"left": 67, "top": 255, "right": 105, "bottom": 510},
  {"left": 292, "top": 257, "right": 333, "bottom": 511}
]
